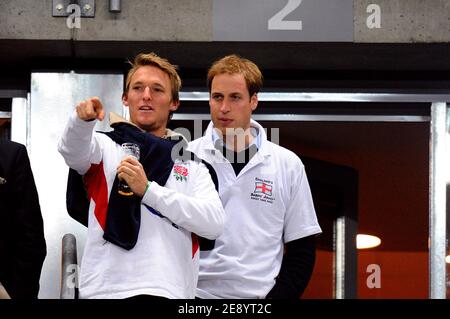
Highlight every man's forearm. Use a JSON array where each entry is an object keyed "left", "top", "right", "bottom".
[
  {"left": 58, "top": 111, "right": 100, "bottom": 175},
  {"left": 266, "top": 235, "right": 317, "bottom": 299}
]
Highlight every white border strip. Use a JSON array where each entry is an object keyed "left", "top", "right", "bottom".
[
  {"left": 180, "top": 91, "right": 450, "bottom": 103},
  {"left": 172, "top": 113, "right": 430, "bottom": 122}
]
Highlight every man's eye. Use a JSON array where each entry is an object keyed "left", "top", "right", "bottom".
[
  {"left": 133, "top": 86, "right": 143, "bottom": 91},
  {"left": 212, "top": 95, "right": 223, "bottom": 101}
]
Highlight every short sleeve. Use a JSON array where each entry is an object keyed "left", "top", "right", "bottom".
[{"left": 283, "top": 162, "right": 322, "bottom": 243}]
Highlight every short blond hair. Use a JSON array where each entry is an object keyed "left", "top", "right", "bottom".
[
  {"left": 207, "top": 54, "right": 263, "bottom": 97},
  {"left": 125, "top": 52, "right": 182, "bottom": 102}
]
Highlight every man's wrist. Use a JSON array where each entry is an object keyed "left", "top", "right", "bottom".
[{"left": 143, "top": 181, "right": 152, "bottom": 197}]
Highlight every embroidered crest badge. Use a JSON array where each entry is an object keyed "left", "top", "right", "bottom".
[{"left": 173, "top": 165, "right": 188, "bottom": 182}]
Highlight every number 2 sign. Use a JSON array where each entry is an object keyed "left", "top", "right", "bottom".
[
  {"left": 268, "top": 0, "right": 303, "bottom": 31},
  {"left": 213, "top": 0, "right": 353, "bottom": 41}
]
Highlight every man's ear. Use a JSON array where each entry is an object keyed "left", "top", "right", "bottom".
[
  {"left": 122, "top": 93, "right": 128, "bottom": 106},
  {"left": 170, "top": 99, "right": 180, "bottom": 112},
  {"left": 250, "top": 93, "right": 258, "bottom": 112}
]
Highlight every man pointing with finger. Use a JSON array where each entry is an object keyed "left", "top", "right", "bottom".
[{"left": 57, "top": 52, "right": 225, "bottom": 299}]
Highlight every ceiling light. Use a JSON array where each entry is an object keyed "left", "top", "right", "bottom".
[
  {"left": 446, "top": 255, "right": 450, "bottom": 264},
  {"left": 357, "top": 234, "right": 381, "bottom": 249}
]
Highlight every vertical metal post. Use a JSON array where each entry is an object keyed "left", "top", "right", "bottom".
[
  {"left": 334, "top": 216, "right": 345, "bottom": 299},
  {"left": 60, "top": 234, "right": 78, "bottom": 299},
  {"left": 429, "top": 102, "right": 447, "bottom": 299},
  {"left": 11, "top": 95, "right": 30, "bottom": 147},
  {"left": 334, "top": 214, "right": 357, "bottom": 299}
]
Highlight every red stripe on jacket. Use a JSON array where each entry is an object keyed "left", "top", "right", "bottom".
[
  {"left": 83, "top": 162, "right": 108, "bottom": 229},
  {"left": 191, "top": 233, "right": 199, "bottom": 258}
]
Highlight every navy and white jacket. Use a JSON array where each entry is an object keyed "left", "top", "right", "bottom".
[{"left": 58, "top": 112, "right": 224, "bottom": 299}]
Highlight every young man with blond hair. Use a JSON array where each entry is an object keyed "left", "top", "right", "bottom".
[
  {"left": 189, "top": 55, "right": 322, "bottom": 299},
  {"left": 58, "top": 52, "right": 224, "bottom": 299}
]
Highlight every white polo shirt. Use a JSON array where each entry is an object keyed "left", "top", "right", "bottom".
[{"left": 188, "top": 119, "right": 322, "bottom": 299}]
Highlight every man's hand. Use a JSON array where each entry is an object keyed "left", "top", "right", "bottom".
[
  {"left": 76, "top": 97, "right": 105, "bottom": 121},
  {"left": 117, "top": 157, "right": 148, "bottom": 197}
]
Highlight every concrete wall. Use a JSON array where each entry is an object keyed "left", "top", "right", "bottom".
[
  {"left": 0, "top": 0, "right": 449, "bottom": 42},
  {"left": 0, "top": 0, "right": 212, "bottom": 41},
  {"left": 355, "top": 0, "right": 450, "bottom": 42}
]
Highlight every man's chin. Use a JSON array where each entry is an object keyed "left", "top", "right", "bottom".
[
  {"left": 218, "top": 127, "right": 247, "bottom": 137},
  {"left": 133, "top": 121, "right": 156, "bottom": 132}
]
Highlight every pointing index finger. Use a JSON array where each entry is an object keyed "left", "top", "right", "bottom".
[{"left": 91, "top": 97, "right": 105, "bottom": 121}]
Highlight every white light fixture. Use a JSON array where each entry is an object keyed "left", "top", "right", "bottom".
[
  {"left": 357, "top": 234, "right": 381, "bottom": 249},
  {"left": 446, "top": 255, "right": 450, "bottom": 264}
]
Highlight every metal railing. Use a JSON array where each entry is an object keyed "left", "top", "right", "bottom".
[{"left": 60, "top": 233, "right": 78, "bottom": 299}]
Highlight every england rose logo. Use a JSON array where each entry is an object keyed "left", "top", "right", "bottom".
[{"left": 173, "top": 165, "right": 188, "bottom": 182}]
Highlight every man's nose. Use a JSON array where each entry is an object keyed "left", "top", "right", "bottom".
[
  {"left": 219, "top": 99, "right": 230, "bottom": 113},
  {"left": 143, "top": 87, "right": 152, "bottom": 99}
]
